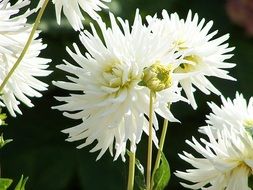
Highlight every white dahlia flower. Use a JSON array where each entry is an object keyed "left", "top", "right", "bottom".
[
  {"left": 175, "top": 127, "right": 253, "bottom": 190},
  {"left": 38, "top": 0, "right": 111, "bottom": 31},
  {"left": 200, "top": 92, "right": 253, "bottom": 136},
  {"left": 53, "top": 11, "right": 185, "bottom": 160},
  {"left": 0, "top": 0, "right": 51, "bottom": 116},
  {"left": 148, "top": 10, "right": 236, "bottom": 109}
]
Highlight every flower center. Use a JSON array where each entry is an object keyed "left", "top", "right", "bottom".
[
  {"left": 174, "top": 55, "right": 202, "bottom": 73},
  {"left": 243, "top": 119, "right": 253, "bottom": 136},
  {"left": 173, "top": 40, "right": 188, "bottom": 50},
  {"left": 101, "top": 61, "right": 136, "bottom": 94},
  {"left": 103, "top": 62, "right": 123, "bottom": 88}
]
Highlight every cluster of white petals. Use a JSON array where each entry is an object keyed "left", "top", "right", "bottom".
[
  {"left": 0, "top": 0, "right": 51, "bottom": 116},
  {"left": 176, "top": 93, "right": 253, "bottom": 190},
  {"left": 53, "top": 10, "right": 186, "bottom": 160},
  {"left": 148, "top": 10, "right": 236, "bottom": 109},
  {"left": 53, "top": 8, "right": 238, "bottom": 160},
  {"left": 38, "top": 0, "right": 111, "bottom": 31},
  {"left": 3, "top": 0, "right": 248, "bottom": 188},
  {"left": 201, "top": 92, "right": 253, "bottom": 135},
  {"left": 176, "top": 127, "right": 253, "bottom": 190}
]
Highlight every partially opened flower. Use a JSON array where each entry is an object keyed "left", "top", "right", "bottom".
[
  {"left": 175, "top": 127, "right": 253, "bottom": 190},
  {"left": 53, "top": 10, "right": 185, "bottom": 160},
  {"left": 38, "top": 0, "right": 111, "bottom": 31},
  {"left": 200, "top": 92, "right": 253, "bottom": 136},
  {"left": 0, "top": 0, "right": 51, "bottom": 116},
  {"left": 148, "top": 10, "right": 236, "bottom": 109}
]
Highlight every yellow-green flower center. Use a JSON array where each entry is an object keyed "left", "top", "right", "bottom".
[
  {"left": 138, "top": 62, "right": 173, "bottom": 92},
  {"left": 103, "top": 62, "right": 123, "bottom": 88},
  {"left": 102, "top": 61, "right": 136, "bottom": 95},
  {"left": 243, "top": 119, "right": 253, "bottom": 136},
  {"left": 173, "top": 40, "right": 188, "bottom": 50},
  {"left": 172, "top": 39, "right": 203, "bottom": 73},
  {"left": 244, "top": 119, "right": 253, "bottom": 128},
  {"left": 174, "top": 55, "right": 202, "bottom": 73}
]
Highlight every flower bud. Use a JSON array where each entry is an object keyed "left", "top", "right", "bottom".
[{"left": 138, "top": 62, "right": 173, "bottom": 92}]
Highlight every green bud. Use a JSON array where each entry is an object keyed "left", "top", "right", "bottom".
[{"left": 138, "top": 62, "right": 173, "bottom": 92}]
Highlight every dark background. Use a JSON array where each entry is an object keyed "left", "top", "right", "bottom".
[{"left": 1, "top": 0, "right": 252, "bottom": 189}]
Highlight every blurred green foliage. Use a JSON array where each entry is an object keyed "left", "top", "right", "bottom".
[
  {"left": 2, "top": 0, "right": 253, "bottom": 189},
  {"left": 0, "top": 175, "right": 28, "bottom": 190}
]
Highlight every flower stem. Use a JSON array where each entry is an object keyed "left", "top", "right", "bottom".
[
  {"left": 0, "top": 0, "right": 49, "bottom": 92},
  {"left": 146, "top": 90, "right": 155, "bottom": 190},
  {"left": 127, "top": 149, "right": 136, "bottom": 190},
  {"left": 151, "top": 118, "right": 169, "bottom": 188}
]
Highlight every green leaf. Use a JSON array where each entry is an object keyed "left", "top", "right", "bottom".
[
  {"left": 0, "top": 178, "right": 13, "bottom": 190},
  {"left": 0, "top": 113, "right": 7, "bottom": 126},
  {"left": 0, "top": 134, "right": 13, "bottom": 149},
  {"left": 135, "top": 158, "right": 146, "bottom": 190},
  {"left": 152, "top": 152, "right": 170, "bottom": 190},
  {"left": 14, "top": 175, "right": 28, "bottom": 190}
]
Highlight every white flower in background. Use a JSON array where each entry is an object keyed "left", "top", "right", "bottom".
[
  {"left": 148, "top": 10, "right": 236, "bottom": 109},
  {"left": 200, "top": 92, "right": 253, "bottom": 135},
  {"left": 0, "top": 0, "right": 32, "bottom": 54},
  {"left": 175, "top": 127, "right": 253, "bottom": 190},
  {"left": 38, "top": 0, "right": 111, "bottom": 31},
  {"left": 0, "top": 0, "right": 51, "bottom": 116},
  {"left": 53, "top": 10, "right": 185, "bottom": 160}
]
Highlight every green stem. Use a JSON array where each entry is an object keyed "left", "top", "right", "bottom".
[
  {"left": 127, "top": 149, "right": 136, "bottom": 190},
  {"left": 146, "top": 91, "right": 155, "bottom": 190},
  {"left": 0, "top": 0, "right": 49, "bottom": 92},
  {"left": 151, "top": 118, "right": 169, "bottom": 188}
]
